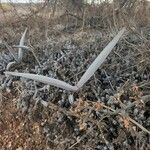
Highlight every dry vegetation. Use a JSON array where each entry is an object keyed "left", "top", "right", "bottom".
[{"left": 0, "top": 0, "right": 150, "bottom": 150}]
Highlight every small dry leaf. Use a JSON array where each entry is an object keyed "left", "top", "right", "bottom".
[
  {"left": 33, "top": 123, "right": 40, "bottom": 134},
  {"left": 123, "top": 117, "right": 130, "bottom": 129},
  {"left": 79, "top": 122, "right": 87, "bottom": 131},
  {"left": 94, "top": 102, "right": 102, "bottom": 111},
  {"left": 73, "top": 98, "right": 89, "bottom": 116},
  {"left": 132, "top": 84, "right": 139, "bottom": 93},
  {"left": 78, "top": 98, "right": 85, "bottom": 106},
  {"left": 80, "top": 112, "right": 88, "bottom": 117},
  {"left": 78, "top": 98, "right": 89, "bottom": 108}
]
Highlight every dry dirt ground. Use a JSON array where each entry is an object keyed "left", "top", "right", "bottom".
[{"left": 0, "top": 92, "right": 48, "bottom": 150}]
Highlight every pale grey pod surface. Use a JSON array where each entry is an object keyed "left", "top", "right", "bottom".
[
  {"left": 18, "top": 28, "right": 28, "bottom": 62},
  {"left": 4, "top": 72, "right": 78, "bottom": 91},
  {"left": 13, "top": 45, "right": 29, "bottom": 50},
  {"left": 6, "top": 61, "right": 16, "bottom": 70},
  {"left": 77, "top": 28, "right": 125, "bottom": 89}
]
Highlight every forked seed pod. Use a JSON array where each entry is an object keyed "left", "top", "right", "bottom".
[{"left": 5, "top": 28, "right": 125, "bottom": 91}]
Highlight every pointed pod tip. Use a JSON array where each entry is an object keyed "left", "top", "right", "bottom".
[{"left": 25, "top": 27, "right": 28, "bottom": 32}]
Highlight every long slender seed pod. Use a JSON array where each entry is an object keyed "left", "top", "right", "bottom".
[
  {"left": 4, "top": 72, "right": 78, "bottom": 91},
  {"left": 18, "top": 28, "right": 28, "bottom": 62},
  {"left": 77, "top": 28, "right": 125, "bottom": 89}
]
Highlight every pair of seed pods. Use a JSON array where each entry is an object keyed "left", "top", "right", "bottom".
[{"left": 5, "top": 28, "right": 126, "bottom": 91}]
